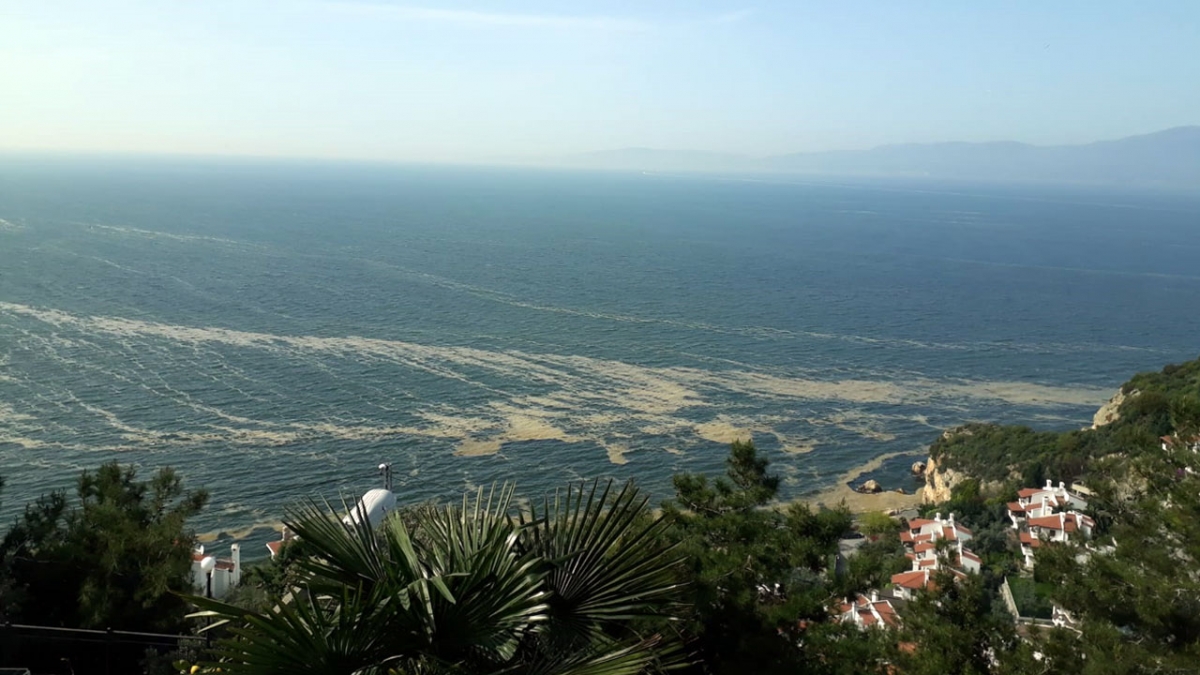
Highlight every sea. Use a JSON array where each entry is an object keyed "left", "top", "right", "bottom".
[{"left": 1, "top": 156, "right": 1198, "bottom": 556}]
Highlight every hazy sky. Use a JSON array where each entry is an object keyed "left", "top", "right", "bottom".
[{"left": 3, "top": 1, "right": 1198, "bottom": 162}]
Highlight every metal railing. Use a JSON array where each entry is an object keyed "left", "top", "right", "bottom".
[{"left": 0, "top": 622, "right": 205, "bottom": 675}]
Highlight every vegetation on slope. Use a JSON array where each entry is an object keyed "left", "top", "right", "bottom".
[{"left": 929, "top": 355, "right": 1200, "bottom": 492}]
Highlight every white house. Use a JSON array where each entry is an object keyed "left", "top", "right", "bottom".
[
  {"left": 908, "top": 539, "right": 982, "bottom": 574},
  {"left": 836, "top": 591, "right": 901, "bottom": 629},
  {"left": 899, "top": 512, "right": 973, "bottom": 550},
  {"left": 1018, "top": 511, "right": 1094, "bottom": 568},
  {"left": 191, "top": 544, "right": 242, "bottom": 599},
  {"left": 890, "top": 512, "right": 982, "bottom": 598},
  {"left": 890, "top": 563, "right": 969, "bottom": 601},
  {"left": 1007, "top": 480, "right": 1089, "bottom": 530},
  {"left": 890, "top": 542, "right": 980, "bottom": 599}
]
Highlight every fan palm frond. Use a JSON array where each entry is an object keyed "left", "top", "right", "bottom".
[
  {"left": 520, "top": 480, "right": 685, "bottom": 647},
  {"left": 192, "top": 480, "right": 685, "bottom": 675}
]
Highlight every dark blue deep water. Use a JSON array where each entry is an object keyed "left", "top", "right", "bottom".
[{"left": 1, "top": 157, "right": 1197, "bottom": 554}]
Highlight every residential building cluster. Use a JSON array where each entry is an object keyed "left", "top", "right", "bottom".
[
  {"left": 838, "top": 480, "right": 1100, "bottom": 632},
  {"left": 1007, "top": 480, "right": 1093, "bottom": 569},
  {"left": 890, "top": 512, "right": 980, "bottom": 599}
]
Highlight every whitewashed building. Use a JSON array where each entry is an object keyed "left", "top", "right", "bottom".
[
  {"left": 191, "top": 544, "right": 242, "bottom": 599},
  {"left": 1006, "top": 480, "right": 1089, "bottom": 530},
  {"left": 836, "top": 591, "right": 901, "bottom": 629}
]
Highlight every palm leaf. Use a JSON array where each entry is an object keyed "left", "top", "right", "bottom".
[
  {"left": 189, "top": 587, "right": 392, "bottom": 675},
  {"left": 193, "top": 482, "right": 683, "bottom": 674},
  {"left": 520, "top": 480, "right": 685, "bottom": 648},
  {"left": 395, "top": 484, "right": 549, "bottom": 666}
]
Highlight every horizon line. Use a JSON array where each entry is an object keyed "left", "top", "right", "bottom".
[{"left": 0, "top": 123, "right": 1196, "bottom": 170}]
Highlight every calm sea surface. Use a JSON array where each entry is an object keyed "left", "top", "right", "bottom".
[{"left": 2, "top": 157, "right": 1198, "bottom": 554}]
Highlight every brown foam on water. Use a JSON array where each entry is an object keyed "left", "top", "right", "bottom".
[
  {"left": 0, "top": 302, "right": 1111, "bottom": 474},
  {"left": 693, "top": 418, "right": 752, "bottom": 445}
]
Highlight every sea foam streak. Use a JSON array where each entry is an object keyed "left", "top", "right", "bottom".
[{"left": 0, "top": 301, "right": 1109, "bottom": 466}]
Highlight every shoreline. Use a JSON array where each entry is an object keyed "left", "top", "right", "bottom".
[{"left": 793, "top": 449, "right": 926, "bottom": 514}]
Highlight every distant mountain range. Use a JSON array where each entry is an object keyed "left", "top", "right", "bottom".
[{"left": 552, "top": 127, "right": 1200, "bottom": 189}]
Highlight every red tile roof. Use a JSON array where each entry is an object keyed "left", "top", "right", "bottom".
[
  {"left": 874, "top": 604, "right": 900, "bottom": 628},
  {"left": 1017, "top": 488, "right": 1041, "bottom": 498},
  {"left": 1028, "top": 513, "right": 1088, "bottom": 532},
  {"left": 892, "top": 570, "right": 930, "bottom": 590},
  {"left": 1160, "top": 435, "right": 1198, "bottom": 444},
  {"left": 192, "top": 552, "right": 235, "bottom": 571}
]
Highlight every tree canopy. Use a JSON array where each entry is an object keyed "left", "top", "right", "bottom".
[
  {"left": 659, "top": 439, "right": 854, "bottom": 674},
  {"left": 0, "top": 462, "right": 207, "bottom": 632}
]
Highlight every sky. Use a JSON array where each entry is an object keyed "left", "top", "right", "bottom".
[{"left": 2, "top": 1, "right": 1198, "bottom": 163}]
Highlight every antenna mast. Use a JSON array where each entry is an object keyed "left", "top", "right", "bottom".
[{"left": 378, "top": 462, "right": 393, "bottom": 491}]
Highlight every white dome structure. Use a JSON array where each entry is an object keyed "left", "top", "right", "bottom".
[{"left": 342, "top": 488, "right": 397, "bottom": 528}]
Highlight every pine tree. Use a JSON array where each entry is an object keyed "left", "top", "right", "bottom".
[{"left": 0, "top": 462, "right": 208, "bottom": 632}]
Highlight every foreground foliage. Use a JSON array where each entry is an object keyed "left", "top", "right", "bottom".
[
  {"left": 193, "top": 480, "right": 685, "bottom": 675},
  {"left": 659, "top": 440, "right": 854, "bottom": 674},
  {"left": 0, "top": 462, "right": 207, "bottom": 632}
]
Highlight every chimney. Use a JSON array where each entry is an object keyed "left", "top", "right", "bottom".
[
  {"left": 949, "top": 512, "right": 955, "bottom": 525},
  {"left": 1059, "top": 481, "right": 1066, "bottom": 490},
  {"left": 231, "top": 544, "right": 241, "bottom": 586},
  {"left": 1045, "top": 479, "right": 1052, "bottom": 489},
  {"left": 871, "top": 590, "right": 879, "bottom": 603},
  {"left": 935, "top": 512, "right": 942, "bottom": 523}
]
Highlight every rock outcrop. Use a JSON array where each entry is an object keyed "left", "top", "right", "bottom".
[
  {"left": 1092, "top": 387, "right": 1138, "bottom": 429},
  {"left": 911, "top": 461, "right": 927, "bottom": 476},
  {"left": 858, "top": 479, "right": 882, "bottom": 494},
  {"left": 920, "top": 454, "right": 965, "bottom": 505}
]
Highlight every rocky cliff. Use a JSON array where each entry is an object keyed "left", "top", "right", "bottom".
[
  {"left": 1091, "top": 387, "right": 1137, "bottom": 429},
  {"left": 920, "top": 427, "right": 972, "bottom": 504},
  {"left": 920, "top": 453, "right": 966, "bottom": 504},
  {"left": 919, "top": 357, "right": 1199, "bottom": 506}
]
